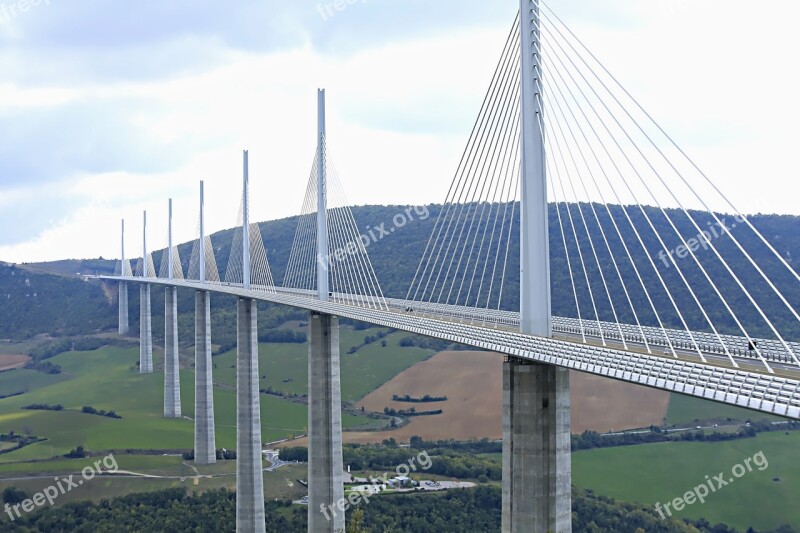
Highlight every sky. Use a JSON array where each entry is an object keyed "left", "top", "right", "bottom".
[{"left": 0, "top": 0, "right": 797, "bottom": 263}]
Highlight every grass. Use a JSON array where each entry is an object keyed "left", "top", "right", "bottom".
[
  {"left": 0, "top": 327, "right": 434, "bottom": 465},
  {"left": 0, "top": 455, "right": 191, "bottom": 477},
  {"left": 0, "top": 344, "right": 371, "bottom": 462},
  {"left": 212, "top": 327, "right": 436, "bottom": 403},
  {"left": 0, "top": 463, "right": 309, "bottom": 515},
  {"left": 338, "top": 330, "right": 435, "bottom": 402},
  {"left": 571, "top": 431, "right": 800, "bottom": 531},
  {"left": 0, "top": 340, "right": 40, "bottom": 355},
  {"left": 0, "top": 368, "right": 69, "bottom": 398},
  {"left": 666, "top": 393, "right": 784, "bottom": 425}
]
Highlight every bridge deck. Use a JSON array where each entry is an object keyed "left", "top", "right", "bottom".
[{"left": 101, "top": 276, "right": 800, "bottom": 420}]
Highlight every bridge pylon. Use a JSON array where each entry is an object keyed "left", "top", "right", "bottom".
[
  {"left": 118, "top": 219, "right": 129, "bottom": 336},
  {"left": 307, "top": 89, "right": 346, "bottom": 533},
  {"left": 139, "top": 210, "right": 153, "bottom": 374},
  {"left": 503, "top": 1, "right": 572, "bottom": 531},
  {"left": 164, "top": 199, "right": 181, "bottom": 418},
  {"left": 236, "top": 150, "right": 267, "bottom": 533},
  {"left": 194, "top": 180, "right": 217, "bottom": 465}
]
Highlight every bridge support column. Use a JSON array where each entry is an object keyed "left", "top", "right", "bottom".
[
  {"left": 118, "top": 282, "right": 129, "bottom": 335},
  {"left": 236, "top": 298, "right": 265, "bottom": 533},
  {"left": 502, "top": 359, "right": 571, "bottom": 533},
  {"left": 164, "top": 287, "right": 181, "bottom": 418},
  {"left": 308, "top": 312, "right": 344, "bottom": 533},
  {"left": 194, "top": 290, "right": 216, "bottom": 464},
  {"left": 139, "top": 284, "right": 153, "bottom": 373}
]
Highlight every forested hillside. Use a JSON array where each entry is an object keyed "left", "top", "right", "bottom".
[
  {"left": 2, "top": 203, "right": 798, "bottom": 341},
  {"left": 0, "top": 262, "right": 116, "bottom": 338},
  {"left": 6, "top": 485, "right": 782, "bottom": 533}
]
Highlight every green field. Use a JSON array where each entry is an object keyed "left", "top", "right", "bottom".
[
  {"left": 666, "top": 393, "right": 784, "bottom": 426},
  {"left": 212, "top": 328, "right": 436, "bottom": 402},
  {"left": 0, "top": 326, "right": 431, "bottom": 464},
  {"left": 0, "top": 463, "right": 309, "bottom": 509},
  {"left": 0, "top": 455, "right": 190, "bottom": 477},
  {"left": 572, "top": 431, "right": 800, "bottom": 530},
  {"left": 0, "top": 346, "right": 346, "bottom": 458},
  {"left": 7, "top": 330, "right": 797, "bottom": 530},
  {"left": 0, "top": 368, "right": 69, "bottom": 398}
]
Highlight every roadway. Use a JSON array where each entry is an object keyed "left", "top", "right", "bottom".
[{"left": 98, "top": 276, "right": 800, "bottom": 420}]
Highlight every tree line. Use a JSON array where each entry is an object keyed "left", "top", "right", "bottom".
[{"left": 3, "top": 485, "right": 793, "bottom": 532}]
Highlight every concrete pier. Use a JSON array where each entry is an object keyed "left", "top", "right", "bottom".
[
  {"left": 194, "top": 290, "right": 216, "bottom": 464},
  {"left": 118, "top": 282, "right": 129, "bottom": 335},
  {"left": 164, "top": 286, "right": 181, "bottom": 418},
  {"left": 307, "top": 313, "right": 344, "bottom": 533},
  {"left": 236, "top": 298, "right": 265, "bottom": 533},
  {"left": 139, "top": 284, "right": 153, "bottom": 373},
  {"left": 502, "top": 359, "right": 571, "bottom": 533}
]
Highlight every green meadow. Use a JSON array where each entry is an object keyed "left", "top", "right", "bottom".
[
  {"left": 212, "top": 327, "right": 435, "bottom": 403},
  {"left": 1, "top": 325, "right": 795, "bottom": 531},
  {"left": 572, "top": 431, "right": 800, "bottom": 531},
  {"left": 666, "top": 393, "right": 784, "bottom": 425},
  {"left": 0, "top": 326, "right": 435, "bottom": 466},
  {"left": 0, "top": 463, "right": 309, "bottom": 506}
]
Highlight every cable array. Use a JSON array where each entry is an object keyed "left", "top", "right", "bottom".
[
  {"left": 405, "top": 3, "right": 799, "bottom": 372},
  {"left": 536, "top": 0, "right": 798, "bottom": 370},
  {"left": 158, "top": 246, "right": 185, "bottom": 279},
  {"left": 115, "top": 259, "right": 133, "bottom": 277},
  {"left": 224, "top": 194, "right": 277, "bottom": 291},
  {"left": 407, "top": 14, "right": 522, "bottom": 315},
  {"left": 283, "top": 145, "right": 387, "bottom": 310},
  {"left": 187, "top": 219, "right": 221, "bottom": 284},
  {"left": 133, "top": 254, "right": 156, "bottom": 278}
]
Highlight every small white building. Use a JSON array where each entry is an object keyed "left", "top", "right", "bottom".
[{"left": 388, "top": 476, "right": 415, "bottom": 488}]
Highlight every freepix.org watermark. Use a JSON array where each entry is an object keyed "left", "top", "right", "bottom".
[
  {"left": 317, "top": 0, "right": 367, "bottom": 21},
  {"left": 655, "top": 450, "right": 768, "bottom": 519},
  {"left": 319, "top": 449, "right": 433, "bottom": 522},
  {"left": 0, "top": 0, "right": 50, "bottom": 24},
  {"left": 656, "top": 214, "right": 746, "bottom": 269},
  {"left": 317, "top": 205, "right": 430, "bottom": 272},
  {"left": 4, "top": 453, "right": 119, "bottom": 521}
]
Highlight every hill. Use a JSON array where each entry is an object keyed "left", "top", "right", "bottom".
[
  {"left": 0, "top": 262, "right": 116, "bottom": 339},
  {"left": 2, "top": 203, "right": 798, "bottom": 342}
]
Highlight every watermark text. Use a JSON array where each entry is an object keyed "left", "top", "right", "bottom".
[
  {"left": 319, "top": 449, "right": 432, "bottom": 522},
  {"left": 317, "top": 0, "right": 367, "bottom": 21},
  {"left": 0, "top": 0, "right": 50, "bottom": 24},
  {"left": 4, "top": 453, "right": 118, "bottom": 521},
  {"left": 655, "top": 450, "right": 768, "bottom": 519}
]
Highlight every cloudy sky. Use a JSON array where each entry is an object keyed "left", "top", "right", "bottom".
[{"left": 0, "top": 0, "right": 797, "bottom": 263}]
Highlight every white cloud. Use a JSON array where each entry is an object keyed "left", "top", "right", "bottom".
[{"left": 1, "top": 0, "right": 798, "bottom": 263}]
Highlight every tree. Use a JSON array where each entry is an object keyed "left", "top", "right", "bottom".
[
  {"left": 346, "top": 509, "right": 367, "bottom": 533},
  {"left": 2, "top": 487, "right": 28, "bottom": 505},
  {"left": 65, "top": 445, "right": 86, "bottom": 458}
]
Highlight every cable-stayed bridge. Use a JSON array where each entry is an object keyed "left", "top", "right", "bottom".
[{"left": 96, "top": 1, "right": 799, "bottom": 532}]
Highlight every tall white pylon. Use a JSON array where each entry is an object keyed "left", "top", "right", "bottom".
[
  {"left": 118, "top": 219, "right": 129, "bottom": 335},
  {"left": 236, "top": 149, "right": 266, "bottom": 533},
  {"left": 503, "top": 3, "right": 571, "bottom": 532},
  {"left": 164, "top": 199, "right": 181, "bottom": 418},
  {"left": 317, "top": 89, "right": 329, "bottom": 301},
  {"left": 139, "top": 211, "right": 153, "bottom": 373}
]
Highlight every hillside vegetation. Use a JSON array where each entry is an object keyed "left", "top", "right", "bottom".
[{"left": 1, "top": 204, "right": 797, "bottom": 341}]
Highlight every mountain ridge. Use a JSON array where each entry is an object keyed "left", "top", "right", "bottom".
[{"left": 1, "top": 202, "right": 797, "bottom": 341}]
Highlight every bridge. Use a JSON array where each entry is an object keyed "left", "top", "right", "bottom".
[{"left": 96, "top": 1, "right": 800, "bottom": 532}]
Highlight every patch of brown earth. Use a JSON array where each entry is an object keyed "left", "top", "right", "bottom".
[
  {"left": 0, "top": 354, "right": 30, "bottom": 371},
  {"left": 342, "top": 350, "right": 669, "bottom": 444}
]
